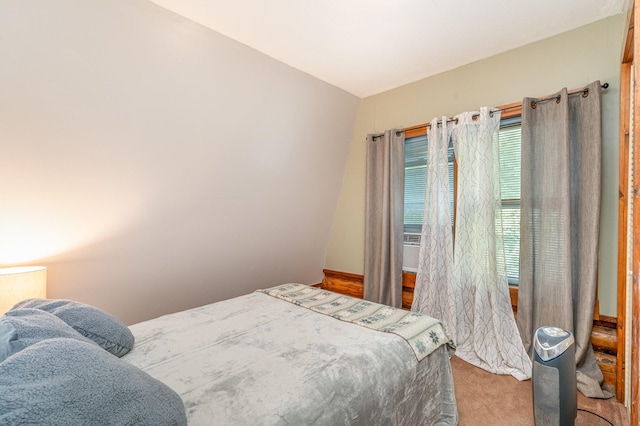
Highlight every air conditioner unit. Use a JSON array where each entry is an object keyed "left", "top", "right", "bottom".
[
  {"left": 532, "top": 326, "right": 577, "bottom": 426},
  {"left": 403, "top": 233, "right": 421, "bottom": 246}
]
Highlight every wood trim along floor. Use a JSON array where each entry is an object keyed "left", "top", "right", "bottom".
[{"left": 320, "top": 268, "right": 618, "bottom": 390}]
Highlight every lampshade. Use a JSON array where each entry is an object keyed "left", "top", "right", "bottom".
[{"left": 0, "top": 266, "right": 47, "bottom": 315}]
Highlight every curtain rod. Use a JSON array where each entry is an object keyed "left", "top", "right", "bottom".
[{"left": 369, "top": 82, "right": 609, "bottom": 139}]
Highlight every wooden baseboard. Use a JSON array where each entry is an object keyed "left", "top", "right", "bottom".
[{"left": 321, "top": 268, "right": 618, "bottom": 388}]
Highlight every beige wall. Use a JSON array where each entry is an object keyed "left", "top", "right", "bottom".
[
  {"left": 325, "top": 15, "right": 624, "bottom": 317},
  {"left": 0, "top": 0, "right": 359, "bottom": 324}
]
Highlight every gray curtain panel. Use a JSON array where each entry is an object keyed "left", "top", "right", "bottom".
[
  {"left": 364, "top": 130, "right": 405, "bottom": 308},
  {"left": 516, "top": 81, "right": 610, "bottom": 398}
]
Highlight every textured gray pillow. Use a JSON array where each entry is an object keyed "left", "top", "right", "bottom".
[
  {"left": 0, "top": 308, "right": 94, "bottom": 363},
  {"left": 0, "top": 338, "right": 187, "bottom": 426},
  {"left": 13, "top": 298, "right": 134, "bottom": 357}
]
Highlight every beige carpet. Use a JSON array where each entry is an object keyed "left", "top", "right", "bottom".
[{"left": 451, "top": 356, "right": 629, "bottom": 426}]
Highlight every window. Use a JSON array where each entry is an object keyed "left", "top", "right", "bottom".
[
  {"left": 497, "top": 117, "right": 522, "bottom": 284},
  {"left": 403, "top": 117, "right": 522, "bottom": 284},
  {"left": 403, "top": 134, "right": 455, "bottom": 237}
]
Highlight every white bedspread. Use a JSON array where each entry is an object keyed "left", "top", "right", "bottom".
[{"left": 124, "top": 288, "right": 458, "bottom": 425}]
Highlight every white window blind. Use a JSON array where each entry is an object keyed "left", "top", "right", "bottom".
[
  {"left": 498, "top": 117, "right": 522, "bottom": 284},
  {"left": 403, "top": 134, "right": 454, "bottom": 237}
]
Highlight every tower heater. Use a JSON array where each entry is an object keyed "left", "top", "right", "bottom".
[{"left": 532, "top": 326, "right": 577, "bottom": 426}]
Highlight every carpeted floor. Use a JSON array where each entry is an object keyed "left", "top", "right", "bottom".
[{"left": 450, "top": 356, "right": 629, "bottom": 426}]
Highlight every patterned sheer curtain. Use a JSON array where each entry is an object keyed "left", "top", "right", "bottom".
[
  {"left": 451, "top": 108, "right": 531, "bottom": 380},
  {"left": 516, "top": 81, "right": 609, "bottom": 398},
  {"left": 364, "top": 130, "right": 405, "bottom": 308},
  {"left": 412, "top": 118, "right": 457, "bottom": 339}
]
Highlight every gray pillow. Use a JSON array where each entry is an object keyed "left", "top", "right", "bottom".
[
  {"left": 0, "top": 338, "right": 187, "bottom": 426},
  {"left": 13, "top": 298, "right": 134, "bottom": 357},
  {"left": 0, "top": 308, "right": 94, "bottom": 363}
]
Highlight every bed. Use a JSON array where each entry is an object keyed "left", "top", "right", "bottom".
[{"left": 0, "top": 283, "right": 458, "bottom": 425}]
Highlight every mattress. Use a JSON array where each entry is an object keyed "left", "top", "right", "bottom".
[{"left": 124, "top": 286, "right": 458, "bottom": 425}]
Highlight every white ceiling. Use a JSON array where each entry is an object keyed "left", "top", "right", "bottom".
[{"left": 148, "top": 0, "right": 626, "bottom": 98}]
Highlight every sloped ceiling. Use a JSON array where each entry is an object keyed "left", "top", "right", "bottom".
[{"left": 147, "top": 0, "right": 626, "bottom": 97}]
